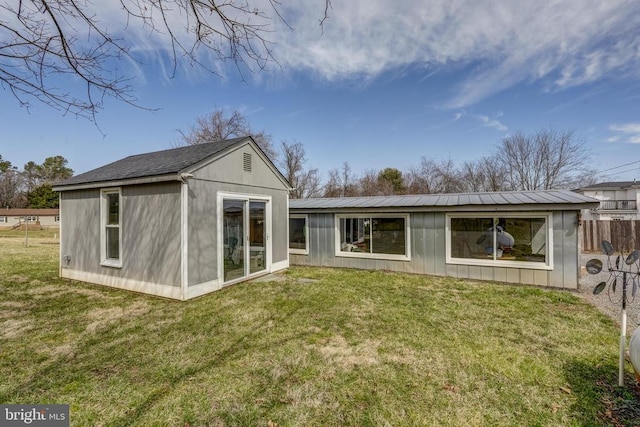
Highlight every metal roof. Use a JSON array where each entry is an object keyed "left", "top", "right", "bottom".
[
  {"left": 54, "top": 137, "right": 249, "bottom": 188},
  {"left": 289, "top": 190, "right": 598, "bottom": 210}
]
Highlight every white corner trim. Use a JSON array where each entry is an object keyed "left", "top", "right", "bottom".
[
  {"left": 61, "top": 269, "right": 183, "bottom": 300},
  {"left": 186, "top": 279, "right": 223, "bottom": 299},
  {"left": 271, "top": 259, "right": 289, "bottom": 272},
  {"left": 181, "top": 180, "right": 189, "bottom": 299}
]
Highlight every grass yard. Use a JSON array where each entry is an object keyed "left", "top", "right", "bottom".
[{"left": 1, "top": 231, "right": 640, "bottom": 426}]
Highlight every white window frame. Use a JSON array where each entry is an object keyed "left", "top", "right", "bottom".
[
  {"left": 101, "top": 188, "right": 122, "bottom": 268},
  {"left": 289, "top": 214, "right": 309, "bottom": 255},
  {"left": 446, "top": 212, "right": 553, "bottom": 270},
  {"left": 0, "top": 216, "right": 6, "bottom": 223},
  {"left": 335, "top": 213, "right": 411, "bottom": 261}
]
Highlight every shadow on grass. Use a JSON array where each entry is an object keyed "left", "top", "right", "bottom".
[{"left": 564, "top": 358, "right": 640, "bottom": 426}]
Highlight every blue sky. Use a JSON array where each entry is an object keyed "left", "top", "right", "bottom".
[{"left": 2, "top": 0, "right": 640, "bottom": 182}]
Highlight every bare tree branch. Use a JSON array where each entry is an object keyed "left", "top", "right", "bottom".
[{"left": 0, "top": 1, "right": 332, "bottom": 121}]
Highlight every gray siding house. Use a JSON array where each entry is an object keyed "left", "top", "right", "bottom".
[
  {"left": 53, "top": 137, "right": 291, "bottom": 300},
  {"left": 289, "top": 190, "right": 598, "bottom": 289}
]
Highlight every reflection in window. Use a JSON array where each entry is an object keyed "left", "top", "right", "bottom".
[
  {"left": 338, "top": 216, "right": 407, "bottom": 257},
  {"left": 449, "top": 216, "right": 548, "bottom": 264},
  {"left": 289, "top": 216, "right": 308, "bottom": 253},
  {"left": 101, "top": 188, "right": 122, "bottom": 267}
]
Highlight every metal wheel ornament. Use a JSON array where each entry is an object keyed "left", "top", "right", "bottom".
[{"left": 586, "top": 240, "right": 640, "bottom": 386}]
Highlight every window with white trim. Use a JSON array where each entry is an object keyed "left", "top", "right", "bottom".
[
  {"left": 447, "top": 213, "right": 552, "bottom": 269},
  {"left": 289, "top": 214, "right": 309, "bottom": 254},
  {"left": 0, "top": 216, "right": 6, "bottom": 223},
  {"left": 336, "top": 214, "right": 410, "bottom": 261},
  {"left": 101, "top": 188, "right": 122, "bottom": 267}
]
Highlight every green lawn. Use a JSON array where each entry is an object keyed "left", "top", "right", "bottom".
[{"left": 1, "top": 231, "right": 639, "bottom": 426}]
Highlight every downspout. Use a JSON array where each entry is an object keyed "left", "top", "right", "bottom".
[{"left": 180, "top": 173, "right": 193, "bottom": 300}]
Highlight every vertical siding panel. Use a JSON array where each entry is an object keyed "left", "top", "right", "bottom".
[
  {"left": 446, "top": 264, "right": 459, "bottom": 278},
  {"left": 506, "top": 269, "right": 520, "bottom": 284},
  {"left": 433, "top": 213, "right": 446, "bottom": 275},
  {"left": 469, "top": 266, "right": 483, "bottom": 280},
  {"left": 534, "top": 270, "right": 549, "bottom": 286},
  {"left": 310, "top": 214, "right": 321, "bottom": 266},
  {"left": 457, "top": 264, "right": 470, "bottom": 279},
  {"left": 562, "top": 211, "right": 579, "bottom": 289},
  {"left": 494, "top": 268, "right": 507, "bottom": 283},
  {"left": 412, "top": 213, "right": 426, "bottom": 275},
  {"left": 481, "top": 267, "right": 494, "bottom": 281},
  {"left": 550, "top": 212, "right": 565, "bottom": 288},
  {"left": 521, "top": 269, "right": 535, "bottom": 285}
]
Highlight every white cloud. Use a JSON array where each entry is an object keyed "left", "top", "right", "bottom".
[
  {"left": 454, "top": 110, "right": 507, "bottom": 132},
  {"left": 271, "top": 0, "right": 640, "bottom": 108},
  {"left": 73, "top": 1, "right": 640, "bottom": 108},
  {"left": 608, "top": 123, "right": 640, "bottom": 144}
]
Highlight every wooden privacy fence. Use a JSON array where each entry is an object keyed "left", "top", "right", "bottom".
[{"left": 581, "top": 220, "right": 640, "bottom": 252}]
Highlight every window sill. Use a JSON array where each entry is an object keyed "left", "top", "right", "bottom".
[
  {"left": 336, "top": 251, "right": 410, "bottom": 262},
  {"left": 446, "top": 257, "right": 552, "bottom": 270},
  {"left": 289, "top": 249, "right": 309, "bottom": 255},
  {"left": 101, "top": 260, "right": 122, "bottom": 269}
]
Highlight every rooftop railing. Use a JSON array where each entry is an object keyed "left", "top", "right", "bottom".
[{"left": 598, "top": 200, "right": 637, "bottom": 210}]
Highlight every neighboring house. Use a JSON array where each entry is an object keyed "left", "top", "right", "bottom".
[
  {"left": 0, "top": 208, "right": 60, "bottom": 229},
  {"left": 52, "top": 137, "right": 291, "bottom": 300},
  {"left": 289, "top": 190, "right": 598, "bottom": 289},
  {"left": 575, "top": 181, "right": 640, "bottom": 220}
]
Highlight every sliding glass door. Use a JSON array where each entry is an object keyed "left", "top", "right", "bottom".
[
  {"left": 223, "top": 200, "right": 245, "bottom": 282},
  {"left": 222, "top": 197, "right": 269, "bottom": 283}
]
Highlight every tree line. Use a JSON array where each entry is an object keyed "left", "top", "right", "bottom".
[
  {"left": 0, "top": 156, "right": 73, "bottom": 208},
  {"left": 2, "top": 109, "right": 596, "bottom": 208},
  {"left": 181, "top": 109, "right": 597, "bottom": 198}
]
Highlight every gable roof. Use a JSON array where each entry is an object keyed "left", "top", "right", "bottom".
[
  {"left": 290, "top": 189, "right": 598, "bottom": 211},
  {"left": 576, "top": 181, "right": 640, "bottom": 191},
  {"left": 54, "top": 137, "right": 288, "bottom": 190}
]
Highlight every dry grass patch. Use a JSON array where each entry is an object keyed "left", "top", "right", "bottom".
[{"left": 313, "top": 335, "right": 381, "bottom": 368}]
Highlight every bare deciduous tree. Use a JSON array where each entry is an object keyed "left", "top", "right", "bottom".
[
  {"left": 0, "top": 166, "right": 24, "bottom": 208},
  {"left": 412, "top": 157, "right": 464, "bottom": 194},
  {"left": 279, "top": 140, "right": 322, "bottom": 198},
  {"left": 358, "top": 168, "right": 383, "bottom": 196},
  {"left": 179, "top": 108, "right": 276, "bottom": 161},
  {"left": 1, "top": 1, "right": 331, "bottom": 121},
  {"left": 458, "top": 156, "right": 509, "bottom": 193},
  {"left": 324, "top": 162, "right": 356, "bottom": 197},
  {"left": 498, "top": 128, "right": 590, "bottom": 190}
]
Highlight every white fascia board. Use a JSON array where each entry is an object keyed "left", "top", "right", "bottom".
[{"left": 53, "top": 174, "right": 182, "bottom": 192}]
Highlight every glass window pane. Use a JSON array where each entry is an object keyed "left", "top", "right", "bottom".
[
  {"left": 339, "top": 217, "right": 370, "bottom": 252},
  {"left": 504, "top": 217, "right": 546, "bottom": 263},
  {"left": 223, "top": 199, "right": 245, "bottom": 282},
  {"left": 249, "top": 201, "right": 266, "bottom": 274},
  {"left": 107, "top": 193, "right": 119, "bottom": 225},
  {"left": 106, "top": 227, "right": 119, "bottom": 260},
  {"left": 450, "top": 217, "right": 494, "bottom": 259},
  {"left": 371, "top": 217, "right": 406, "bottom": 255},
  {"left": 289, "top": 217, "right": 307, "bottom": 250}
]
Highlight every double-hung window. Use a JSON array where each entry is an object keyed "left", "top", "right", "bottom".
[
  {"left": 101, "top": 188, "right": 122, "bottom": 267},
  {"left": 335, "top": 214, "right": 410, "bottom": 261},
  {"left": 446, "top": 213, "right": 553, "bottom": 269}
]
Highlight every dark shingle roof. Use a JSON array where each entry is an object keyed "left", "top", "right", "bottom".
[
  {"left": 55, "top": 137, "right": 248, "bottom": 188},
  {"left": 290, "top": 190, "right": 598, "bottom": 210}
]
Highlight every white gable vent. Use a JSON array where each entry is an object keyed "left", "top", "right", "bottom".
[{"left": 243, "top": 153, "right": 252, "bottom": 172}]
